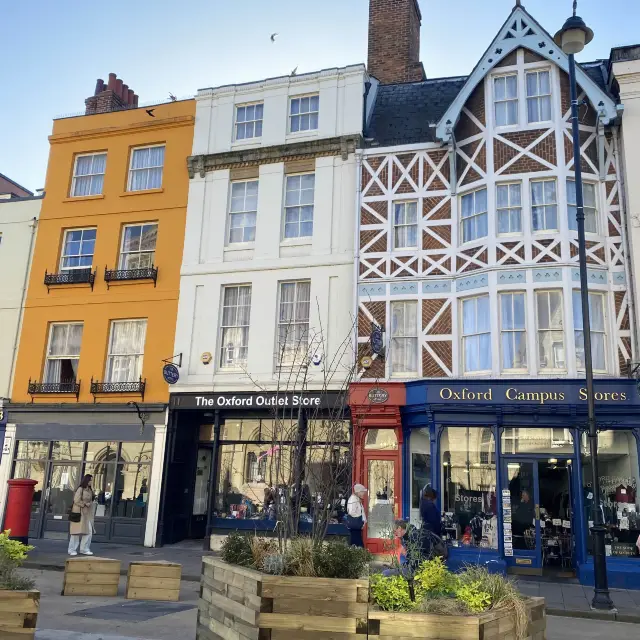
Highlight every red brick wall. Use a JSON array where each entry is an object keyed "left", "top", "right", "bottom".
[{"left": 368, "top": 0, "right": 425, "bottom": 84}]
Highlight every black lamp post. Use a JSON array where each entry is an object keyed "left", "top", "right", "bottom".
[{"left": 554, "top": 1, "right": 614, "bottom": 611}]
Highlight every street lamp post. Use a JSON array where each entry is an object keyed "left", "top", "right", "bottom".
[{"left": 554, "top": 1, "right": 614, "bottom": 611}]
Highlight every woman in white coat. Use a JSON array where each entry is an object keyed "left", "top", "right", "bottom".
[{"left": 68, "top": 474, "right": 95, "bottom": 556}]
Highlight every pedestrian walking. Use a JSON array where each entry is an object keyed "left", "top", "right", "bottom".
[
  {"left": 68, "top": 474, "right": 95, "bottom": 556},
  {"left": 346, "top": 483, "right": 368, "bottom": 548}
]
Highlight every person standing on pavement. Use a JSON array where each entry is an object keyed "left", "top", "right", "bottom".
[
  {"left": 346, "top": 484, "right": 368, "bottom": 548},
  {"left": 68, "top": 474, "right": 95, "bottom": 556}
]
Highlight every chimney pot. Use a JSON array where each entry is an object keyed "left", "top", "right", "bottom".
[
  {"left": 115, "top": 78, "right": 124, "bottom": 98},
  {"left": 133, "top": 94, "right": 139, "bottom": 107},
  {"left": 107, "top": 73, "right": 117, "bottom": 90},
  {"left": 94, "top": 79, "right": 105, "bottom": 96},
  {"left": 367, "top": 0, "right": 425, "bottom": 84},
  {"left": 128, "top": 89, "right": 135, "bottom": 105},
  {"left": 122, "top": 84, "right": 129, "bottom": 102}
]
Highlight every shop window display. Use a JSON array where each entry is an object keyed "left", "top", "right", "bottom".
[
  {"left": 440, "top": 427, "right": 498, "bottom": 549},
  {"left": 581, "top": 431, "right": 640, "bottom": 559},
  {"left": 213, "top": 418, "right": 350, "bottom": 525}
]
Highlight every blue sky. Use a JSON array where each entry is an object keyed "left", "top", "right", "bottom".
[{"left": 1, "top": 0, "right": 638, "bottom": 193}]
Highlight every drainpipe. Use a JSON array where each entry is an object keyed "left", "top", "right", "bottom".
[
  {"left": 353, "top": 150, "right": 363, "bottom": 378},
  {"left": 612, "top": 127, "right": 639, "bottom": 361},
  {"left": 7, "top": 216, "right": 38, "bottom": 398}
]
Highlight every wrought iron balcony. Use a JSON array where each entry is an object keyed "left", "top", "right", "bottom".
[
  {"left": 104, "top": 266, "right": 158, "bottom": 288},
  {"left": 90, "top": 378, "right": 146, "bottom": 401},
  {"left": 27, "top": 379, "right": 81, "bottom": 401},
  {"left": 44, "top": 268, "right": 96, "bottom": 292}
]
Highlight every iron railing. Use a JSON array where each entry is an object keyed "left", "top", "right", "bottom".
[
  {"left": 90, "top": 378, "right": 146, "bottom": 401},
  {"left": 104, "top": 266, "right": 158, "bottom": 288},
  {"left": 44, "top": 268, "right": 96, "bottom": 292},
  {"left": 27, "top": 379, "right": 81, "bottom": 401}
]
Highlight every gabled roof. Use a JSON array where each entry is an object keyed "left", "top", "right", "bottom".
[
  {"left": 435, "top": 5, "right": 618, "bottom": 142},
  {"left": 0, "top": 172, "right": 33, "bottom": 197},
  {"left": 366, "top": 76, "right": 466, "bottom": 148}
]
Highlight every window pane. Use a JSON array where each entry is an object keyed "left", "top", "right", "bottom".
[
  {"left": 50, "top": 441, "right": 84, "bottom": 460},
  {"left": 119, "top": 442, "right": 153, "bottom": 462},
  {"left": 113, "top": 463, "right": 150, "bottom": 518},
  {"left": 15, "top": 441, "right": 49, "bottom": 460},
  {"left": 441, "top": 427, "right": 497, "bottom": 549},
  {"left": 506, "top": 75, "right": 517, "bottom": 98},
  {"left": 85, "top": 442, "right": 118, "bottom": 462}
]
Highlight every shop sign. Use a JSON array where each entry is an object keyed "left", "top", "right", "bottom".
[
  {"left": 173, "top": 391, "right": 344, "bottom": 411},
  {"left": 2, "top": 437, "right": 11, "bottom": 456},
  {"left": 427, "top": 380, "right": 639, "bottom": 406},
  {"left": 610, "top": 543, "right": 637, "bottom": 557},
  {"left": 162, "top": 364, "right": 180, "bottom": 385},
  {"left": 367, "top": 388, "right": 389, "bottom": 404},
  {"left": 370, "top": 325, "right": 384, "bottom": 355},
  {"left": 0, "top": 408, "right": 6, "bottom": 425}
]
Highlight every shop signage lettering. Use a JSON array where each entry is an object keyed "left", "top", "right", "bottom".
[
  {"left": 431, "top": 382, "right": 634, "bottom": 406},
  {"left": 195, "top": 394, "right": 321, "bottom": 408},
  {"left": 367, "top": 388, "right": 389, "bottom": 404}
]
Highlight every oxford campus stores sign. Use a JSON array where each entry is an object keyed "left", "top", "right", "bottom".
[{"left": 426, "top": 380, "right": 640, "bottom": 406}]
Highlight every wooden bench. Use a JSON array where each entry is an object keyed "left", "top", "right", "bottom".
[
  {"left": 62, "top": 557, "right": 121, "bottom": 597},
  {"left": 125, "top": 560, "right": 182, "bottom": 601},
  {"left": 0, "top": 590, "right": 39, "bottom": 639}
]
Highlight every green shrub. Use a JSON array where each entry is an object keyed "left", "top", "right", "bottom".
[
  {"left": 0, "top": 530, "right": 35, "bottom": 591},
  {"left": 414, "top": 557, "right": 456, "bottom": 597},
  {"left": 454, "top": 581, "right": 492, "bottom": 613},
  {"left": 370, "top": 573, "right": 415, "bottom": 611},
  {"left": 249, "top": 536, "right": 278, "bottom": 571},
  {"left": 313, "top": 540, "right": 371, "bottom": 579},
  {"left": 417, "top": 595, "right": 471, "bottom": 615},
  {"left": 220, "top": 532, "right": 253, "bottom": 568},
  {"left": 285, "top": 537, "right": 316, "bottom": 577}
]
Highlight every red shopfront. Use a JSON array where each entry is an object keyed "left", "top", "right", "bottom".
[{"left": 350, "top": 383, "right": 405, "bottom": 553}]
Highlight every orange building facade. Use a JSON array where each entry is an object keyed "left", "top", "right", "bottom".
[{"left": 0, "top": 79, "right": 194, "bottom": 546}]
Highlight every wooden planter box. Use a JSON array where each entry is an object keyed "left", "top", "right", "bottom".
[
  {"left": 198, "top": 557, "right": 368, "bottom": 640},
  {"left": 126, "top": 561, "right": 182, "bottom": 601},
  {"left": 368, "top": 597, "right": 546, "bottom": 640},
  {"left": 0, "top": 590, "right": 39, "bottom": 640},
  {"left": 63, "top": 557, "right": 121, "bottom": 597}
]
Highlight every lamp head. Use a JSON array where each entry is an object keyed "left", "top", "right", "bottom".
[{"left": 554, "top": 14, "right": 594, "bottom": 55}]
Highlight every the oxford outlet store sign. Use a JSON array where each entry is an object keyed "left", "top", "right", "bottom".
[
  {"left": 171, "top": 391, "right": 345, "bottom": 411},
  {"left": 425, "top": 379, "right": 640, "bottom": 407}
]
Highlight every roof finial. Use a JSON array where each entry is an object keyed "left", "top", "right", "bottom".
[
  {"left": 515, "top": 0, "right": 522, "bottom": 6},
  {"left": 573, "top": 0, "right": 578, "bottom": 16}
]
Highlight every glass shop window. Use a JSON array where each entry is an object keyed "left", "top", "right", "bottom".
[
  {"left": 500, "top": 427, "right": 574, "bottom": 455},
  {"left": 411, "top": 428, "right": 431, "bottom": 511},
  {"left": 363, "top": 429, "right": 398, "bottom": 451},
  {"left": 441, "top": 427, "right": 498, "bottom": 549},
  {"left": 581, "top": 431, "right": 640, "bottom": 558}
]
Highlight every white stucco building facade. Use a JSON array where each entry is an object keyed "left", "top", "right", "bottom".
[
  {"left": 173, "top": 65, "right": 371, "bottom": 393},
  {"left": 0, "top": 195, "right": 41, "bottom": 402}
]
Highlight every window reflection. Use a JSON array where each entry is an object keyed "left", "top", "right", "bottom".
[
  {"left": 501, "top": 427, "right": 574, "bottom": 455},
  {"left": 364, "top": 429, "right": 398, "bottom": 450}
]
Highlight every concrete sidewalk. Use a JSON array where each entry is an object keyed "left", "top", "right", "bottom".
[{"left": 23, "top": 538, "right": 214, "bottom": 582}]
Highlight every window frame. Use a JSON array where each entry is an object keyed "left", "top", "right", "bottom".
[
  {"left": 460, "top": 187, "right": 488, "bottom": 244},
  {"left": 105, "top": 319, "right": 147, "bottom": 383},
  {"left": 277, "top": 280, "right": 311, "bottom": 367},
  {"left": 525, "top": 69, "right": 553, "bottom": 124},
  {"left": 493, "top": 73, "right": 519, "bottom": 128},
  {"left": 496, "top": 182, "right": 523, "bottom": 235},
  {"left": 572, "top": 290, "right": 607, "bottom": 373},
  {"left": 393, "top": 200, "right": 419, "bottom": 250},
  {"left": 228, "top": 179, "right": 259, "bottom": 245},
  {"left": 390, "top": 300, "right": 419, "bottom": 377},
  {"left": 499, "top": 291, "right": 527, "bottom": 372},
  {"left": 235, "top": 102, "right": 264, "bottom": 142},
  {"left": 535, "top": 290, "right": 566, "bottom": 372},
  {"left": 567, "top": 179, "right": 598, "bottom": 234},
  {"left": 118, "top": 223, "right": 158, "bottom": 270},
  {"left": 289, "top": 94, "right": 320, "bottom": 134},
  {"left": 127, "top": 144, "right": 165, "bottom": 192},
  {"left": 59, "top": 227, "right": 97, "bottom": 272},
  {"left": 283, "top": 172, "right": 315, "bottom": 240},
  {"left": 461, "top": 295, "right": 492, "bottom": 374},
  {"left": 530, "top": 178, "right": 558, "bottom": 232},
  {"left": 218, "top": 284, "right": 252, "bottom": 369},
  {"left": 43, "top": 322, "right": 84, "bottom": 383},
  {"left": 70, "top": 152, "right": 107, "bottom": 197}
]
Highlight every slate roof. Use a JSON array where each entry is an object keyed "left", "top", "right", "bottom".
[
  {"left": 366, "top": 76, "right": 467, "bottom": 148},
  {"left": 366, "top": 59, "right": 615, "bottom": 148}
]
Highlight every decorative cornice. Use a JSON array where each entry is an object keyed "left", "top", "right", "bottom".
[
  {"left": 422, "top": 280, "right": 452, "bottom": 294},
  {"left": 571, "top": 268, "right": 608, "bottom": 284},
  {"left": 390, "top": 281, "right": 418, "bottom": 295},
  {"left": 456, "top": 274, "right": 489, "bottom": 292},
  {"left": 187, "top": 135, "right": 362, "bottom": 178},
  {"left": 49, "top": 115, "right": 195, "bottom": 144},
  {"left": 359, "top": 283, "right": 387, "bottom": 297}
]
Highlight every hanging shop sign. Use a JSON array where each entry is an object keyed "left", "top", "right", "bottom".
[
  {"left": 367, "top": 388, "right": 389, "bottom": 404},
  {"left": 162, "top": 364, "right": 180, "bottom": 385},
  {"left": 427, "top": 380, "right": 639, "bottom": 406},
  {"left": 370, "top": 325, "right": 384, "bottom": 356},
  {"left": 171, "top": 391, "right": 345, "bottom": 411}
]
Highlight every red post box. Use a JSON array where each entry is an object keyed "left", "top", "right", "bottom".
[{"left": 4, "top": 479, "right": 37, "bottom": 544}]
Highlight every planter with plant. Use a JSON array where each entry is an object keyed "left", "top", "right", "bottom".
[
  {"left": 0, "top": 530, "right": 39, "bottom": 639},
  {"left": 369, "top": 558, "right": 545, "bottom": 640},
  {"left": 197, "top": 533, "right": 371, "bottom": 640}
]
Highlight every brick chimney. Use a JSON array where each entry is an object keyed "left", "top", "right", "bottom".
[
  {"left": 84, "top": 73, "right": 139, "bottom": 115},
  {"left": 368, "top": 0, "right": 426, "bottom": 84}
]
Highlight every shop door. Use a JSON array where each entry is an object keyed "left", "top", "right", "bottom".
[
  {"left": 503, "top": 458, "right": 575, "bottom": 573},
  {"left": 363, "top": 454, "right": 400, "bottom": 554},
  {"left": 190, "top": 447, "right": 213, "bottom": 539},
  {"left": 42, "top": 463, "right": 81, "bottom": 539}
]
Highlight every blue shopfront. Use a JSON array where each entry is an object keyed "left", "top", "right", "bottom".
[{"left": 402, "top": 379, "right": 640, "bottom": 589}]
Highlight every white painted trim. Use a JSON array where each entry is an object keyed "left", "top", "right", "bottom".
[
  {"left": 436, "top": 6, "right": 617, "bottom": 142},
  {"left": 144, "top": 423, "right": 167, "bottom": 548},
  {"left": 0, "top": 425, "right": 17, "bottom": 527}
]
